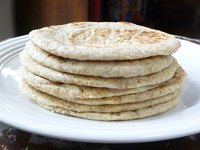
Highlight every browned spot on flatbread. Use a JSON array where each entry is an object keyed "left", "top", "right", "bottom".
[
  {"left": 69, "top": 28, "right": 139, "bottom": 47},
  {"left": 93, "top": 28, "right": 112, "bottom": 37},
  {"left": 134, "top": 31, "right": 169, "bottom": 44}
]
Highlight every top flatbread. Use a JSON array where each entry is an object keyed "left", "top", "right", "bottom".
[{"left": 29, "top": 22, "right": 180, "bottom": 61}]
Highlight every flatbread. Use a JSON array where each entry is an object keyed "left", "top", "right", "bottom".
[
  {"left": 29, "top": 22, "right": 180, "bottom": 61},
  {"left": 21, "top": 68, "right": 161, "bottom": 99},
  {"left": 22, "top": 67, "right": 185, "bottom": 105},
  {"left": 25, "top": 41, "right": 174, "bottom": 78},
  {"left": 34, "top": 96, "right": 179, "bottom": 121},
  {"left": 21, "top": 81, "right": 180, "bottom": 113},
  {"left": 20, "top": 50, "right": 179, "bottom": 89}
]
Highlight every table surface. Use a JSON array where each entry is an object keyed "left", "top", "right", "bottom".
[{"left": 0, "top": 36, "right": 200, "bottom": 150}]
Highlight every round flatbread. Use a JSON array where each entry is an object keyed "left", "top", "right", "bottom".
[
  {"left": 20, "top": 50, "right": 179, "bottom": 89},
  {"left": 21, "top": 68, "right": 162, "bottom": 99},
  {"left": 25, "top": 41, "right": 174, "bottom": 78},
  {"left": 33, "top": 96, "right": 179, "bottom": 121},
  {"left": 21, "top": 81, "right": 180, "bottom": 113},
  {"left": 29, "top": 22, "right": 180, "bottom": 61},
  {"left": 22, "top": 67, "right": 185, "bottom": 105}
]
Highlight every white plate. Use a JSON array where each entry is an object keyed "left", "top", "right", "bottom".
[{"left": 0, "top": 36, "right": 200, "bottom": 143}]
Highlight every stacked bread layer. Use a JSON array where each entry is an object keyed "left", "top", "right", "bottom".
[{"left": 20, "top": 22, "right": 186, "bottom": 121}]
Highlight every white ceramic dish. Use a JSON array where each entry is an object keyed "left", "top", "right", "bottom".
[{"left": 0, "top": 36, "right": 200, "bottom": 143}]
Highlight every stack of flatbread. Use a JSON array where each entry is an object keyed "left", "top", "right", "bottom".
[{"left": 20, "top": 22, "right": 186, "bottom": 121}]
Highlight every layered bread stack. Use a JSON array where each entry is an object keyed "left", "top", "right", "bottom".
[{"left": 20, "top": 22, "right": 186, "bottom": 121}]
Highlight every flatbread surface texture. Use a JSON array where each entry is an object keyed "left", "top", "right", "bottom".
[
  {"left": 21, "top": 81, "right": 179, "bottom": 121},
  {"left": 25, "top": 41, "right": 174, "bottom": 78},
  {"left": 21, "top": 68, "right": 161, "bottom": 99},
  {"left": 21, "top": 81, "right": 179, "bottom": 113},
  {"left": 20, "top": 50, "right": 178, "bottom": 89},
  {"left": 21, "top": 67, "right": 185, "bottom": 105},
  {"left": 29, "top": 22, "right": 180, "bottom": 60}
]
